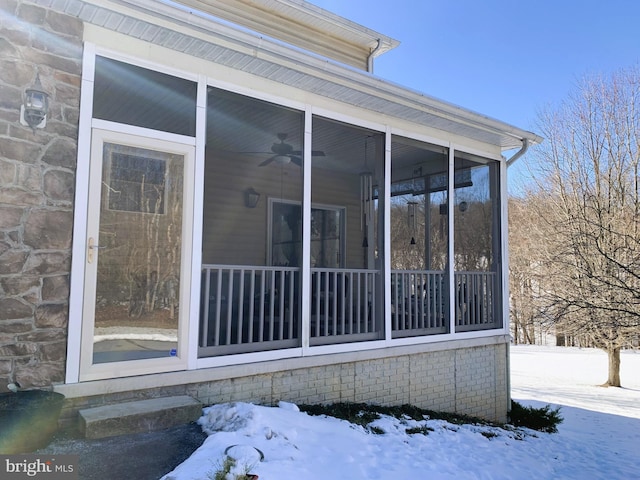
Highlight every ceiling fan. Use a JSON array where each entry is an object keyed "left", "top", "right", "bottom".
[{"left": 255, "top": 133, "right": 325, "bottom": 167}]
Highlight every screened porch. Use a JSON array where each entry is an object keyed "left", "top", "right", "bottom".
[{"left": 198, "top": 86, "right": 503, "bottom": 357}]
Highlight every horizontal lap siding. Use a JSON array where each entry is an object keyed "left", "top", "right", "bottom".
[
  {"left": 202, "top": 153, "right": 365, "bottom": 267},
  {"left": 202, "top": 153, "right": 279, "bottom": 265}
]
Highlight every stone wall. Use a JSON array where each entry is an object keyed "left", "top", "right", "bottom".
[{"left": 0, "top": 0, "right": 82, "bottom": 391}]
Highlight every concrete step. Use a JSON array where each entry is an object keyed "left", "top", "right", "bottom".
[{"left": 78, "top": 395, "right": 203, "bottom": 439}]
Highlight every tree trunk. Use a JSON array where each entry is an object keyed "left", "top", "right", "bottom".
[{"left": 604, "top": 347, "right": 621, "bottom": 387}]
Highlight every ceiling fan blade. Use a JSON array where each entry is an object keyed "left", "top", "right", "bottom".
[
  {"left": 291, "top": 150, "right": 326, "bottom": 157},
  {"left": 259, "top": 155, "right": 277, "bottom": 166},
  {"left": 290, "top": 156, "right": 303, "bottom": 167}
]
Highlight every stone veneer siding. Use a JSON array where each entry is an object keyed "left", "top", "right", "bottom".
[
  {"left": 58, "top": 343, "right": 509, "bottom": 427},
  {"left": 0, "top": 0, "right": 81, "bottom": 391}
]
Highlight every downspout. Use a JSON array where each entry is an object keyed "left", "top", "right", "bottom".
[
  {"left": 506, "top": 138, "right": 529, "bottom": 167},
  {"left": 367, "top": 39, "right": 383, "bottom": 73}
]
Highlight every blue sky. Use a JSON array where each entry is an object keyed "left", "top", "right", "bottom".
[{"left": 309, "top": 0, "right": 640, "bottom": 136}]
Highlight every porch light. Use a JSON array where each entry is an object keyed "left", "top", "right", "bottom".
[
  {"left": 20, "top": 74, "right": 50, "bottom": 132},
  {"left": 244, "top": 187, "right": 260, "bottom": 208}
]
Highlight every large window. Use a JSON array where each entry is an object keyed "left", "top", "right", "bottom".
[{"left": 270, "top": 200, "right": 345, "bottom": 268}]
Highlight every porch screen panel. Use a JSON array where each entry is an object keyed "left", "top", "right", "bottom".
[
  {"left": 453, "top": 153, "right": 501, "bottom": 331},
  {"left": 200, "top": 88, "right": 304, "bottom": 355},
  {"left": 390, "top": 136, "right": 449, "bottom": 338},
  {"left": 309, "top": 116, "right": 385, "bottom": 345}
]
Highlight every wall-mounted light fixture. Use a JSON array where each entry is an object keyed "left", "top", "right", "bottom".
[
  {"left": 244, "top": 187, "right": 260, "bottom": 208},
  {"left": 20, "top": 74, "right": 49, "bottom": 132}
]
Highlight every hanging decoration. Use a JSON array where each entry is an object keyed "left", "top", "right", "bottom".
[
  {"left": 407, "top": 200, "right": 418, "bottom": 245},
  {"left": 360, "top": 172, "right": 374, "bottom": 248},
  {"left": 360, "top": 136, "right": 374, "bottom": 248}
]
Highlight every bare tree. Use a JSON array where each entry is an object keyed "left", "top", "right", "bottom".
[
  {"left": 508, "top": 196, "right": 551, "bottom": 344},
  {"left": 528, "top": 67, "right": 640, "bottom": 386}
]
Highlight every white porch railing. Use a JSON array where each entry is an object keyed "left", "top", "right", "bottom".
[
  {"left": 455, "top": 271, "right": 498, "bottom": 331},
  {"left": 199, "top": 266, "right": 498, "bottom": 355},
  {"left": 391, "top": 270, "right": 448, "bottom": 337},
  {"left": 199, "top": 265, "right": 380, "bottom": 355},
  {"left": 309, "top": 268, "right": 379, "bottom": 345},
  {"left": 200, "top": 265, "right": 301, "bottom": 355}
]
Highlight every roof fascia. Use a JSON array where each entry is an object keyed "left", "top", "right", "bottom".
[{"left": 166, "top": 0, "right": 399, "bottom": 71}]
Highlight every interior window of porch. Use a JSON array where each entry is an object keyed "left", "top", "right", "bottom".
[{"left": 200, "top": 87, "right": 304, "bottom": 355}]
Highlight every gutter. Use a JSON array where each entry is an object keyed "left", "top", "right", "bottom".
[
  {"left": 506, "top": 138, "right": 530, "bottom": 167},
  {"left": 367, "top": 39, "right": 383, "bottom": 73}
]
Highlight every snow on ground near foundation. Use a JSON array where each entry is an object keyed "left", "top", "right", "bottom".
[{"left": 161, "top": 346, "right": 640, "bottom": 480}]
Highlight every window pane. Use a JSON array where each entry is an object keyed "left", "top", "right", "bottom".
[
  {"left": 311, "top": 208, "right": 342, "bottom": 268},
  {"left": 107, "top": 148, "right": 166, "bottom": 214},
  {"left": 94, "top": 143, "right": 184, "bottom": 363},
  {"left": 93, "top": 56, "right": 197, "bottom": 136}
]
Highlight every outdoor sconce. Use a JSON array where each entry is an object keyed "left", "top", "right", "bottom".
[
  {"left": 20, "top": 74, "right": 49, "bottom": 132},
  {"left": 244, "top": 187, "right": 260, "bottom": 208}
]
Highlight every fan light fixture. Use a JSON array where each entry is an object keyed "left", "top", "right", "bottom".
[
  {"left": 20, "top": 74, "right": 49, "bottom": 132},
  {"left": 273, "top": 155, "right": 291, "bottom": 165}
]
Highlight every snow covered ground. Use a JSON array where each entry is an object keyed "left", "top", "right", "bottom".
[{"left": 161, "top": 346, "right": 640, "bottom": 480}]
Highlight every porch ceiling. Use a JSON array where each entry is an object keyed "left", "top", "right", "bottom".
[{"left": 62, "top": 0, "right": 542, "bottom": 150}]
